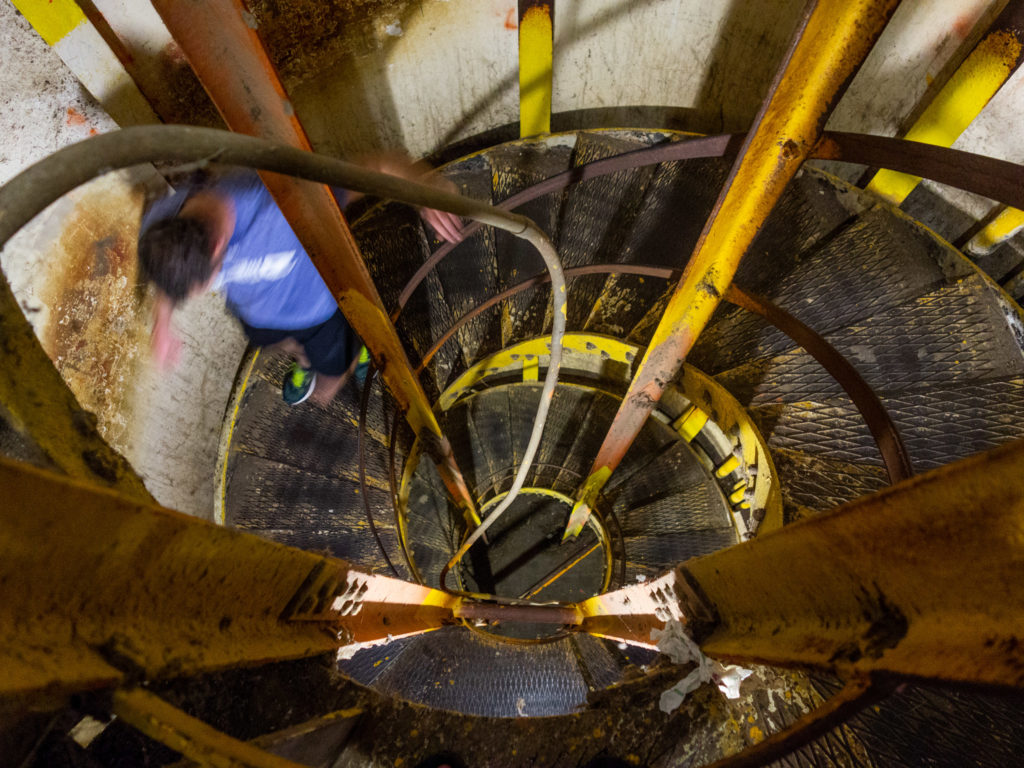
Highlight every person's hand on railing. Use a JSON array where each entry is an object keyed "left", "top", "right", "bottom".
[
  {"left": 351, "top": 152, "right": 465, "bottom": 244},
  {"left": 418, "top": 176, "right": 465, "bottom": 244}
]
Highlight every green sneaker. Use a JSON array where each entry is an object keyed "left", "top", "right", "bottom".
[
  {"left": 354, "top": 345, "right": 370, "bottom": 385},
  {"left": 282, "top": 363, "right": 316, "bottom": 405}
]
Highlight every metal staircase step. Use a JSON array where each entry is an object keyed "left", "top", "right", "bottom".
[
  {"left": 691, "top": 202, "right": 974, "bottom": 375},
  {"left": 606, "top": 438, "right": 721, "bottom": 512},
  {"left": 434, "top": 155, "right": 502, "bottom": 371},
  {"left": 229, "top": 370, "right": 390, "bottom": 483},
  {"left": 370, "top": 626, "right": 590, "bottom": 718},
  {"left": 769, "top": 446, "right": 889, "bottom": 524},
  {"left": 623, "top": 528, "right": 737, "bottom": 566},
  {"left": 558, "top": 132, "right": 658, "bottom": 330},
  {"left": 226, "top": 453, "right": 408, "bottom": 576},
  {"left": 488, "top": 141, "right": 572, "bottom": 346},
  {"left": 751, "top": 376, "right": 1024, "bottom": 472},
  {"left": 616, "top": 486, "right": 734, "bottom": 539},
  {"left": 337, "top": 634, "right": 419, "bottom": 689},
  {"left": 715, "top": 274, "right": 1024, "bottom": 405}
]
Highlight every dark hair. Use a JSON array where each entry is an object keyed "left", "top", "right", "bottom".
[{"left": 137, "top": 216, "right": 215, "bottom": 303}]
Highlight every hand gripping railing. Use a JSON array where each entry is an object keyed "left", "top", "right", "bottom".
[{"left": 0, "top": 125, "right": 566, "bottom": 585}]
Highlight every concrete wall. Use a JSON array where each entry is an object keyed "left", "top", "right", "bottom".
[{"left": 0, "top": 0, "right": 244, "bottom": 518}]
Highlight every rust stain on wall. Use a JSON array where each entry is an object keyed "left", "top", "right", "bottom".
[{"left": 41, "top": 186, "right": 150, "bottom": 451}]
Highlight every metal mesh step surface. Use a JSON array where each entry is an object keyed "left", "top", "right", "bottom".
[{"left": 368, "top": 626, "right": 589, "bottom": 718}]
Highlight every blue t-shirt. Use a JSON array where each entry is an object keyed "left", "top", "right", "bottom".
[{"left": 142, "top": 173, "right": 340, "bottom": 331}]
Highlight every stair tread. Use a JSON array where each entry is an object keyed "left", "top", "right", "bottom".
[
  {"left": 623, "top": 528, "right": 737, "bottom": 567},
  {"left": 371, "top": 626, "right": 589, "bottom": 717},
  {"left": 227, "top": 451, "right": 390, "bottom": 528},
  {"left": 617, "top": 487, "right": 735, "bottom": 538},
  {"left": 489, "top": 142, "right": 573, "bottom": 346},
  {"left": 435, "top": 157, "right": 502, "bottom": 374},
  {"left": 230, "top": 372, "right": 390, "bottom": 484},
  {"left": 750, "top": 376, "right": 1024, "bottom": 472},
  {"left": 337, "top": 633, "right": 419, "bottom": 687},
  {"left": 558, "top": 132, "right": 660, "bottom": 330},
  {"left": 690, "top": 202, "right": 974, "bottom": 374},
  {"left": 714, "top": 274, "right": 1024, "bottom": 405},
  {"left": 770, "top": 446, "right": 889, "bottom": 524}
]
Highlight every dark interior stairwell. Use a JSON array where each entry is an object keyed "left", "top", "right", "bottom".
[{"left": 199, "top": 128, "right": 1024, "bottom": 766}]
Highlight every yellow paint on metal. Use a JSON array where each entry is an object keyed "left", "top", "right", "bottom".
[
  {"left": 523, "top": 355, "right": 540, "bottom": 381},
  {"left": 11, "top": 0, "right": 85, "bottom": 45},
  {"left": 519, "top": 4, "right": 553, "bottom": 137},
  {"left": 684, "top": 438, "right": 1024, "bottom": 686},
  {"left": 968, "top": 206, "right": 1024, "bottom": 252},
  {"left": 715, "top": 455, "right": 740, "bottom": 478},
  {"left": 481, "top": 486, "right": 575, "bottom": 512},
  {"left": 867, "top": 30, "right": 1024, "bottom": 205},
  {"left": 563, "top": 465, "right": 612, "bottom": 540},
  {"left": 673, "top": 405, "right": 709, "bottom": 442},
  {"left": 113, "top": 688, "right": 311, "bottom": 768},
  {"left": 684, "top": 438, "right": 1024, "bottom": 684},
  {"left": 730, "top": 485, "right": 747, "bottom": 505},
  {"left": 0, "top": 457, "right": 347, "bottom": 702},
  {"left": 216, "top": 348, "right": 260, "bottom": 526},
  {"left": 438, "top": 333, "right": 635, "bottom": 410}
]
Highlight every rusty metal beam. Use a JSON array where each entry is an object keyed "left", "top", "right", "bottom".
[
  {"left": 563, "top": 0, "right": 901, "bottom": 539},
  {"left": 675, "top": 438, "right": 1024, "bottom": 687},
  {"left": 0, "top": 456, "right": 459, "bottom": 709},
  {"left": 148, "top": 0, "right": 479, "bottom": 525},
  {"left": 577, "top": 440, "right": 1024, "bottom": 689}
]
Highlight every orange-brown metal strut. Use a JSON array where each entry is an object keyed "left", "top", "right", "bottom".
[{"left": 150, "top": 0, "right": 479, "bottom": 524}]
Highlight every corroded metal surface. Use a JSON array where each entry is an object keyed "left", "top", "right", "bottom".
[{"left": 681, "top": 438, "right": 1024, "bottom": 687}]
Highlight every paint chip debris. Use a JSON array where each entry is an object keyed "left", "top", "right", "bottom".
[
  {"left": 385, "top": 20, "right": 403, "bottom": 36},
  {"left": 653, "top": 620, "right": 753, "bottom": 712}
]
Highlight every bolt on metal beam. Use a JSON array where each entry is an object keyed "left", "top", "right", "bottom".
[{"left": 583, "top": 440, "right": 1024, "bottom": 689}]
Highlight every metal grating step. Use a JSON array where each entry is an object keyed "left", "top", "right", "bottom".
[
  {"left": 750, "top": 376, "right": 1024, "bottom": 472},
  {"left": 715, "top": 274, "right": 1024, "bottom": 405},
  {"left": 558, "top": 132, "right": 658, "bottom": 330},
  {"left": 370, "top": 626, "right": 589, "bottom": 718},
  {"left": 691, "top": 202, "right": 974, "bottom": 375}
]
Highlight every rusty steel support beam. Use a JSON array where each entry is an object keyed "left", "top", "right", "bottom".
[
  {"left": 149, "top": 0, "right": 479, "bottom": 525},
  {"left": 579, "top": 439, "right": 1024, "bottom": 689},
  {"left": 675, "top": 439, "right": 1024, "bottom": 687},
  {"left": 563, "top": 0, "right": 901, "bottom": 539},
  {"left": 0, "top": 456, "right": 459, "bottom": 709}
]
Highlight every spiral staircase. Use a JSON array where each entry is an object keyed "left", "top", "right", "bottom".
[{"left": 211, "top": 128, "right": 1024, "bottom": 764}]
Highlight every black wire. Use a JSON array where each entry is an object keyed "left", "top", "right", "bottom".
[{"left": 357, "top": 364, "right": 400, "bottom": 578}]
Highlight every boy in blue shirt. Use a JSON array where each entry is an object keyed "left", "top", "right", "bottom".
[{"left": 138, "top": 166, "right": 461, "bottom": 406}]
